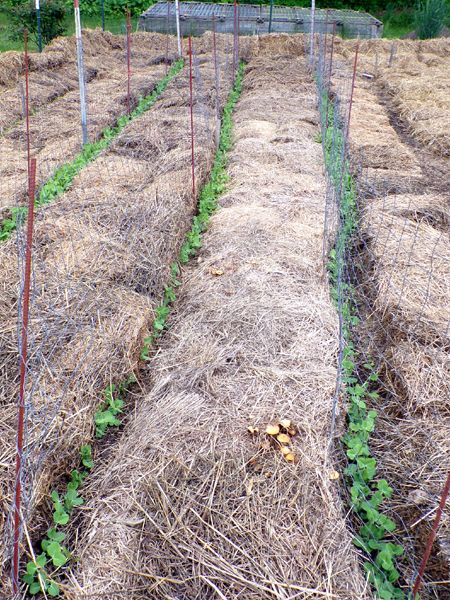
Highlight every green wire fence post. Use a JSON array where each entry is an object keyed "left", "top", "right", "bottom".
[
  {"left": 35, "top": 0, "right": 42, "bottom": 52},
  {"left": 268, "top": 0, "right": 273, "bottom": 34}
]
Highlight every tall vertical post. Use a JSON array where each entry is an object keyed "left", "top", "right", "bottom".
[
  {"left": 345, "top": 41, "right": 359, "bottom": 148},
  {"left": 73, "top": 0, "right": 89, "bottom": 146},
  {"left": 237, "top": 2, "right": 240, "bottom": 65},
  {"left": 325, "top": 21, "right": 336, "bottom": 130},
  {"left": 268, "top": 0, "right": 274, "bottom": 34},
  {"left": 411, "top": 471, "right": 450, "bottom": 599},
  {"left": 35, "top": 0, "right": 42, "bottom": 52},
  {"left": 310, "top": 0, "right": 316, "bottom": 67},
  {"left": 165, "top": 0, "right": 170, "bottom": 75},
  {"left": 101, "top": 0, "right": 105, "bottom": 32},
  {"left": 322, "top": 9, "right": 329, "bottom": 81},
  {"left": 24, "top": 30, "right": 31, "bottom": 177},
  {"left": 212, "top": 16, "right": 220, "bottom": 149},
  {"left": 188, "top": 36, "right": 195, "bottom": 202},
  {"left": 12, "top": 157, "right": 37, "bottom": 598},
  {"left": 232, "top": 0, "right": 237, "bottom": 76},
  {"left": 126, "top": 10, "right": 132, "bottom": 116},
  {"left": 175, "top": 0, "right": 182, "bottom": 57}
]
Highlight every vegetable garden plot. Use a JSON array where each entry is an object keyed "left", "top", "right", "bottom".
[
  {"left": 318, "top": 34, "right": 449, "bottom": 598},
  {"left": 0, "top": 34, "right": 234, "bottom": 593},
  {"left": 0, "top": 30, "right": 179, "bottom": 212},
  {"left": 66, "top": 55, "right": 369, "bottom": 600}
]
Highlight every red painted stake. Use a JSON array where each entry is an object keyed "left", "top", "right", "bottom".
[
  {"left": 188, "top": 36, "right": 195, "bottom": 202},
  {"left": 126, "top": 10, "right": 132, "bottom": 115},
  {"left": 24, "top": 30, "right": 31, "bottom": 177},
  {"left": 411, "top": 471, "right": 450, "bottom": 599},
  {"left": 12, "top": 157, "right": 37, "bottom": 597}
]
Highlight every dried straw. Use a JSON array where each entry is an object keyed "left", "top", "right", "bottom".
[
  {"left": 0, "top": 41, "right": 230, "bottom": 580},
  {"left": 67, "top": 55, "right": 369, "bottom": 600}
]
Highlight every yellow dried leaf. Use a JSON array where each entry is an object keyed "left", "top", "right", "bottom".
[
  {"left": 211, "top": 269, "right": 224, "bottom": 276},
  {"left": 328, "top": 470, "right": 340, "bottom": 480},
  {"left": 279, "top": 419, "right": 291, "bottom": 429},
  {"left": 247, "top": 426, "right": 259, "bottom": 435},
  {"left": 246, "top": 478, "right": 254, "bottom": 496},
  {"left": 287, "top": 426, "right": 298, "bottom": 436},
  {"left": 265, "top": 424, "right": 280, "bottom": 436},
  {"left": 280, "top": 446, "right": 291, "bottom": 455},
  {"left": 277, "top": 433, "right": 291, "bottom": 444},
  {"left": 285, "top": 453, "right": 297, "bottom": 463}
]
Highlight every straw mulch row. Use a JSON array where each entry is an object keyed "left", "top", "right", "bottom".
[
  {"left": 335, "top": 38, "right": 450, "bottom": 158},
  {"left": 0, "top": 31, "right": 179, "bottom": 211},
  {"left": 341, "top": 73, "right": 422, "bottom": 196},
  {"left": 340, "top": 42, "right": 450, "bottom": 592},
  {"left": 0, "top": 38, "right": 232, "bottom": 585},
  {"left": 360, "top": 193, "right": 449, "bottom": 593},
  {"left": 0, "top": 30, "right": 174, "bottom": 132},
  {"left": 66, "top": 55, "right": 369, "bottom": 600}
]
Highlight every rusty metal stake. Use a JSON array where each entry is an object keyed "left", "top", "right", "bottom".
[{"left": 12, "top": 158, "right": 37, "bottom": 597}]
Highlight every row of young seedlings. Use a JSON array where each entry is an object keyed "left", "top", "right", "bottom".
[
  {"left": 320, "top": 92, "right": 408, "bottom": 600},
  {"left": 0, "top": 59, "right": 184, "bottom": 243},
  {"left": 22, "top": 61, "right": 245, "bottom": 597}
]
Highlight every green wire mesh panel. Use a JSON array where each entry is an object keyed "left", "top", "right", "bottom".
[{"left": 139, "top": 2, "right": 383, "bottom": 38}]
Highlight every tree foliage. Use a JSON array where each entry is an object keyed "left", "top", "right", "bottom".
[
  {"left": 414, "top": 0, "right": 447, "bottom": 38},
  {"left": 6, "top": 0, "right": 67, "bottom": 46}
]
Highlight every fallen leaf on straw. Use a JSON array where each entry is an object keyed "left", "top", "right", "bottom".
[
  {"left": 247, "top": 425, "right": 259, "bottom": 435},
  {"left": 246, "top": 478, "right": 254, "bottom": 496},
  {"left": 279, "top": 419, "right": 291, "bottom": 429},
  {"left": 211, "top": 269, "right": 224, "bottom": 276},
  {"left": 285, "top": 453, "right": 297, "bottom": 463},
  {"left": 328, "top": 470, "right": 340, "bottom": 480}
]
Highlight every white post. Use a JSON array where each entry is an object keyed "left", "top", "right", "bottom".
[
  {"left": 73, "top": 0, "right": 89, "bottom": 145},
  {"left": 310, "top": 0, "right": 315, "bottom": 67},
  {"left": 175, "top": 0, "right": 182, "bottom": 57}
]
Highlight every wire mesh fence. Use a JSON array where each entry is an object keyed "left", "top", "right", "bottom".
[
  {"left": 0, "top": 23, "right": 237, "bottom": 596},
  {"left": 314, "top": 29, "right": 449, "bottom": 600}
]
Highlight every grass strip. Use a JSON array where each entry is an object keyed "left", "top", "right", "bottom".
[
  {"left": 22, "top": 61, "right": 244, "bottom": 598},
  {"left": 0, "top": 58, "right": 184, "bottom": 243},
  {"left": 319, "top": 91, "right": 406, "bottom": 600}
]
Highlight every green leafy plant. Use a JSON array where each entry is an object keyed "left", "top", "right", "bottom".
[
  {"left": 0, "top": 58, "right": 184, "bottom": 243},
  {"left": 321, "top": 90, "right": 405, "bottom": 599},
  {"left": 414, "top": 0, "right": 448, "bottom": 38},
  {"left": 140, "top": 62, "right": 245, "bottom": 363},
  {"left": 94, "top": 376, "right": 135, "bottom": 437},
  {"left": 22, "top": 445, "right": 95, "bottom": 595}
]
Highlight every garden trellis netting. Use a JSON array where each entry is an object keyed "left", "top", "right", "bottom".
[
  {"left": 139, "top": 2, "right": 383, "bottom": 38},
  {"left": 0, "top": 16, "right": 448, "bottom": 600},
  {"left": 0, "top": 20, "right": 242, "bottom": 596},
  {"left": 313, "top": 30, "right": 449, "bottom": 600}
]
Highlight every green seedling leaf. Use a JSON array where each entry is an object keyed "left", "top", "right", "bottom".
[
  {"left": 80, "top": 444, "right": 94, "bottom": 469},
  {"left": 45, "top": 541, "right": 68, "bottom": 567},
  {"left": 47, "top": 528, "right": 65, "bottom": 543}
]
